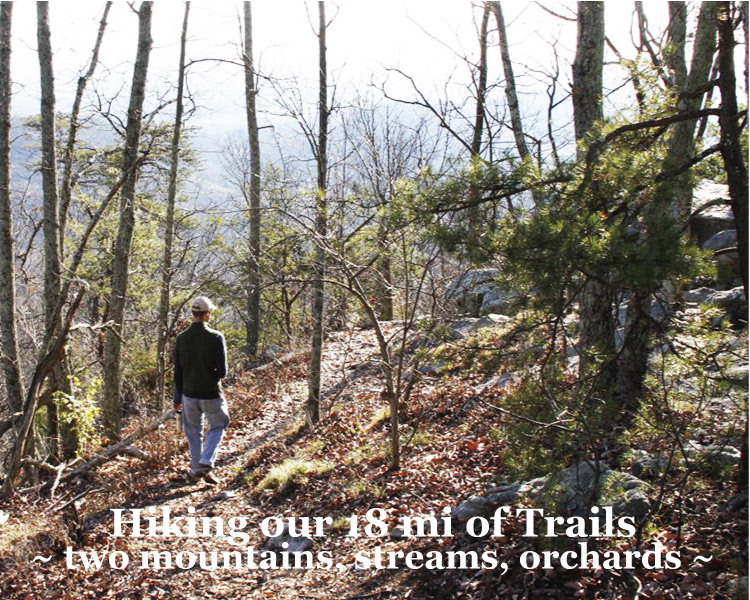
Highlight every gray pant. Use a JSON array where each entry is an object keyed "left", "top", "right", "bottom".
[{"left": 181, "top": 395, "right": 230, "bottom": 473}]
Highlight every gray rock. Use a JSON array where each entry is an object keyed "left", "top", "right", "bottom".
[
  {"left": 724, "top": 364, "right": 749, "bottom": 387},
  {"left": 416, "top": 363, "right": 445, "bottom": 376},
  {"left": 687, "top": 442, "right": 742, "bottom": 469},
  {"left": 453, "top": 462, "right": 651, "bottom": 527},
  {"left": 449, "top": 318, "right": 481, "bottom": 339},
  {"left": 451, "top": 495, "right": 499, "bottom": 522},
  {"left": 445, "top": 270, "right": 528, "bottom": 318},
  {"left": 691, "top": 181, "right": 735, "bottom": 245},
  {"left": 684, "top": 287, "right": 716, "bottom": 305},
  {"left": 479, "top": 288, "right": 518, "bottom": 316},
  {"left": 475, "top": 373, "right": 511, "bottom": 393},
  {"left": 630, "top": 454, "right": 672, "bottom": 479},
  {"left": 264, "top": 524, "right": 314, "bottom": 552},
  {"left": 529, "top": 462, "right": 651, "bottom": 520},
  {"left": 449, "top": 314, "right": 511, "bottom": 340},
  {"left": 733, "top": 576, "right": 748, "bottom": 600},
  {"left": 707, "top": 287, "right": 746, "bottom": 318},
  {"left": 702, "top": 229, "right": 737, "bottom": 252},
  {"left": 446, "top": 269, "right": 501, "bottom": 299},
  {"left": 484, "top": 482, "right": 522, "bottom": 507},
  {"left": 477, "top": 313, "right": 511, "bottom": 327},
  {"left": 684, "top": 287, "right": 746, "bottom": 321},
  {"left": 446, "top": 269, "right": 501, "bottom": 316},
  {"left": 261, "top": 344, "right": 286, "bottom": 359}
]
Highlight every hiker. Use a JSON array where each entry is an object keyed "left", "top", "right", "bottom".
[{"left": 173, "top": 296, "right": 230, "bottom": 485}]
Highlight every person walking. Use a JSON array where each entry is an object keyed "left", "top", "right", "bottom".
[{"left": 173, "top": 296, "right": 230, "bottom": 485}]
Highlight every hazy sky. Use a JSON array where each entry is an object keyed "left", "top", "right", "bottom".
[{"left": 6, "top": 1, "right": 677, "bottom": 190}]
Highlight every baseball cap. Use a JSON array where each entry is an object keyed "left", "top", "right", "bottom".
[{"left": 192, "top": 296, "right": 216, "bottom": 312}]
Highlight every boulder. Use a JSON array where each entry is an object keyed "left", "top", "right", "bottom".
[
  {"left": 260, "top": 344, "right": 286, "bottom": 361},
  {"left": 449, "top": 314, "right": 509, "bottom": 339},
  {"left": 684, "top": 287, "right": 716, "bottom": 305},
  {"left": 445, "top": 270, "right": 526, "bottom": 318},
  {"left": 452, "top": 461, "right": 651, "bottom": 526},
  {"left": 686, "top": 441, "right": 742, "bottom": 471},
  {"left": 264, "top": 523, "right": 314, "bottom": 553},
  {"left": 724, "top": 364, "right": 749, "bottom": 387},
  {"left": 479, "top": 288, "right": 518, "bottom": 316},
  {"left": 630, "top": 452, "right": 672, "bottom": 479},
  {"left": 684, "top": 286, "right": 746, "bottom": 322},
  {"left": 446, "top": 269, "right": 501, "bottom": 316},
  {"left": 702, "top": 229, "right": 737, "bottom": 252},
  {"left": 451, "top": 495, "right": 502, "bottom": 522},
  {"left": 691, "top": 181, "right": 735, "bottom": 245}
]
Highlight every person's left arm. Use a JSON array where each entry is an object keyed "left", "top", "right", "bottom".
[
  {"left": 173, "top": 344, "right": 183, "bottom": 410},
  {"left": 215, "top": 333, "right": 228, "bottom": 380}
]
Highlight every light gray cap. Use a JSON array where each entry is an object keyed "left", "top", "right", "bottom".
[{"left": 191, "top": 296, "right": 216, "bottom": 312}]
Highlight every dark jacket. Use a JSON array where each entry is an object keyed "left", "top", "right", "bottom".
[{"left": 174, "top": 321, "right": 228, "bottom": 403}]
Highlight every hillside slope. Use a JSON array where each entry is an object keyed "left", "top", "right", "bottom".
[{"left": 0, "top": 319, "right": 746, "bottom": 599}]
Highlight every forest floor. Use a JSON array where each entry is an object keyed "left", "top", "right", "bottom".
[{"left": 0, "top": 321, "right": 746, "bottom": 599}]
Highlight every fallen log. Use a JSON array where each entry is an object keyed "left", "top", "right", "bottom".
[
  {"left": 60, "top": 409, "right": 176, "bottom": 483},
  {"left": 244, "top": 349, "right": 309, "bottom": 376}
]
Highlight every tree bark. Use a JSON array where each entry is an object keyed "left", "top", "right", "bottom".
[
  {"left": 572, "top": 1, "right": 616, "bottom": 392},
  {"left": 716, "top": 3, "right": 748, "bottom": 493},
  {"left": 59, "top": 2, "right": 111, "bottom": 253},
  {"left": 572, "top": 2, "right": 605, "bottom": 146},
  {"left": 491, "top": 2, "right": 530, "bottom": 161},
  {"left": 614, "top": 3, "right": 718, "bottom": 418},
  {"left": 243, "top": 1, "right": 262, "bottom": 357},
  {"left": 467, "top": 3, "right": 489, "bottom": 248},
  {"left": 307, "top": 0, "right": 328, "bottom": 425},
  {"left": 664, "top": 2, "right": 718, "bottom": 225},
  {"left": 0, "top": 2, "right": 24, "bottom": 415},
  {"left": 716, "top": 2, "right": 747, "bottom": 302},
  {"left": 101, "top": 2, "right": 152, "bottom": 441},
  {"left": 37, "top": 1, "right": 71, "bottom": 459},
  {"left": 156, "top": 1, "right": 189, "bottom": 410}
]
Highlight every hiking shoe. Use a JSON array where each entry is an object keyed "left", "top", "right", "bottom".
[
  {"left": 183, "top": 471, "right": 199, "bottom": 484},
  {"left": 196, "top": 464, "right": 219, "bottom": 485}
]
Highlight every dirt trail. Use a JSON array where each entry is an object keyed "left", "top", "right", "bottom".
[{"left": 2, "top": 327, "right": 390, "bottom": 599}]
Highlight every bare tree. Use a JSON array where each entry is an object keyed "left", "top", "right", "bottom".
[
  {"left": 101, "top": 1, "right": 153, "bottom": 440},
  {"left": 243, "top": 1, "right": 262, "bottom": 357},
  {"left": 36, "top": 1, "right": 72, "bottom": 459},
  {"left": 155, "top": 2, "right": 190, "bottom": 409},
  {"left": 490, "top": 2, "right": 531, "bottom": 163},
  {"left": 59, "top": 2, "right": 112, "bottom": 249},
  {"left": 572, "top": 2, "right": 616, "bottom": 393},
  {"left": 307, "top": 0, "right": 329, "bottom": 425},
  {"left": 467, "top": 3, "right": 490, "bottom": 247},
  {"left": 716, "top": 0, "right": 748, "bottom": 490},
  {"left": 0, "top": 2, "right": 23, "bottom": 416}
]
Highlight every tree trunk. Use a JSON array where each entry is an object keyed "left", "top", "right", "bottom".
[
  {"left": 716, "top": 1, "right": 747, "bottom": 302},
  {"left": 243, "top": 1, "right": 262, "bottom": 357},
  {"left": 0, "top": 2, "right": 24, "bottom": 416},
  {"left": 615, "top": 2, "right": 717, "bottom": 418},
  {"left": 156, "top": 1, "right": 189, "bottom": 410},
  {"left": 37, "top": 2, "right": 70, "bottom": 459},
  {"left": 491, "top": 2, "right": 530, "bottom": 161},
  {"left": 59, "top": 2, "right": 111, "bottom": 253},
  {"left": 467, "top": 3, "right": 489, "bottom": 249},
  {"left": 572, "top": 1, "right": 616, "bottom": 392},
  {"left": 665, "top": 2, "right": 718, "bottom": 225},
  {"left": 376, "top": 219, "right": 394, "bottom": 321},
  {"left": 307, "top": 0, "right": 328, "bottom": 425},
  {"left": 101, "top": 2, "right": 152, "bottom": 441},
  {"left": 716, "top": 2, "right": 748, "bottom": 492}
]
